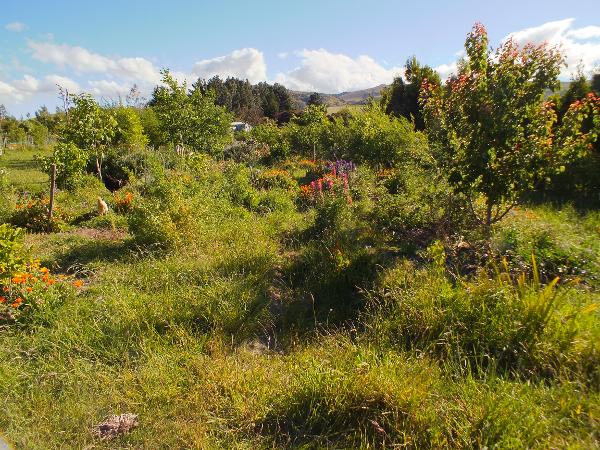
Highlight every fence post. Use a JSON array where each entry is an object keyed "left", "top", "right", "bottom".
[{"left": 48, "top": 163, "right": 56, "bottom": 231}]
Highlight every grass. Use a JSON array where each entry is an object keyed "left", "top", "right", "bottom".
[
  {"left": 0, "top": 145, "right": 51, "bottom": 193},
  {"left": 0, "top": 149, "right": 598, "bottom": 448}
]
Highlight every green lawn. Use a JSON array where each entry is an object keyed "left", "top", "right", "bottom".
[{"left": 0, "top": 145, "right": 51, "bottom": 193}]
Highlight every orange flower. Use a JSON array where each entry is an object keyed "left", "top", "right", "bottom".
[
  {"left": 11, "top": 275, "right": 24, "bottom": 284},
  {"left": 46, "top": 278, "right": 56, "bottom": 285},
  {"left": 2, "top": 286, "right": 9, "bottom": 293},
  {"left": 40, "top": 267, "right": 49, "bottom": 274},
  {"left": 26, "top": 287, "right": 33, "bottom": 292},
  {"left": 12, "top": 297, "right": 23, "bottom": 308},
  {"left": 0, "top": 296, "right": 6, "bottom": 304},
  {"left": 72, "top": 280, "right": 84, "bottom": 288}
]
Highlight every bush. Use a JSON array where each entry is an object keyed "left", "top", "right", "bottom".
[
  {"left": 11, "top": 193, "right": 67, "bottom": 232},
  {"left": 128, "top": 198, "right": 182, "bottom": 250},
  {"left": 0, "top": 224, "right": 26, "bottom": 280},
  {"left": 257, "top": 188, "right": 296, "bottom": 214},
  {"left": 250, "top": 120, "right": 291, "bottom": 161},
  {"left": 223, "top": 164, "right": 260, "bottom": 210},
  {"left": 39, "top": 142, "right": 88, "bottom": 190},
  {"left": 371, "top": 164, "right": 466, "bottom": 246},
  {"left": 254, "top": 168, "right": 298, "bottom": 191},
  {"left": 127, "top": 172, "right": 193, "bottom": 250}
]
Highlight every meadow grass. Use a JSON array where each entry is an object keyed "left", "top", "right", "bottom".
[
  {"left": 0, "top": 146, "right": 51, "bottom": 193},
  {"left": 0, "top": 149, "right": 598, "bottom": 448}
]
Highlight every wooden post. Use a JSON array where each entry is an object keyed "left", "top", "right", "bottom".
[{"left": 48, "top": 163, "right": 56, "bottom": 231}]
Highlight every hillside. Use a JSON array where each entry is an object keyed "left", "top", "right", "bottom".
[{"left": 291, "top": 84, "right": 387, "bottom": 109}]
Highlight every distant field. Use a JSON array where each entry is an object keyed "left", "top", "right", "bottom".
[
  {"left": 327, "top": 104, "right": 365, "bottom": 114},
  {"left": 0, "top": 146, "right": 51, "bottom": 193}
]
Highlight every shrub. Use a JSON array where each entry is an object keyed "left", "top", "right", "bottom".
[
  {"left": 128, "top": 198, "right": 182, "bottom": 250},
  {"left": 223, "top": 164, "right": 259, "bottom": 210},
  {"left": 371, "top": 164, "right": 465, "bottom": 246},
  {"left": 250, "top": 120, "right": 291, "bottom": 160},
  {"left": 0, "top": 224, "right": 26, "bottom": 280},
  {"left": 113, "top": 190, "right": 134, "bottom": 213},
  {"left": 254, "top": 168, "right": 298, "bottom": 191},
  {"left": 11, "top": 193, "right": 67, "bottom": 232},
  {"left": 127, "top": 172, "right": 193, "bottom": 250},
  {"left": 257, "top": 188, "right": 296, "bottom": 214},
  {"left": 0, "top": 259, "right": 80, "bottom": 323},
  {"left": 0, "top": 225, "right": 79, "bottom": 323},
  {"left": 39, "top": 142, "right": 88, "bottom": 190}
]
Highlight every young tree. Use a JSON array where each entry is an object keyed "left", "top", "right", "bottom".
[
  {"left": 60, "top": 93, "right": 117, "bottom": 179},
  {"left": 112, "top": 106, "right": 148, "bottom": 149},
  {"left": 290, "top": 105, "right": 331, "bottom": 160},
  {"left": 558, "top": 70, "right": 591, "bottom": 120},
  {"left": 344, "top": 102, "right": 428, "bottom": 167},
  {"left": 151, "top": 70, "right": 232, "bottom": 156},
  {"left": 421, "top": 23, "right": 600, "bottom": 235}
]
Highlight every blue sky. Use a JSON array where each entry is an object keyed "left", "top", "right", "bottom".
[{"left": 1, "top": 0, "right": 600, "bottom": 116}]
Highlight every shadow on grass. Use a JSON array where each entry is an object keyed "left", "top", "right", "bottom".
[
  {"left": 49, "top": 239, "right": 132, "bottom": 274},
  {"left": 254, "top": 389, "right": 421, "bottom": 449}
]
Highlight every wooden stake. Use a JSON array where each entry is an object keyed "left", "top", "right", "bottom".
[{"left": 48, "top": 163, "right": 56, "bottom": 231}]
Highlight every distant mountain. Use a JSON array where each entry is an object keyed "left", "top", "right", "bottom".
[{"left": 291, "top": 84, "right": 388, "bottom": 109}]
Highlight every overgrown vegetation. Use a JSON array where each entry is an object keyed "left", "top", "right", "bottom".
[{"left": 0, "top": 22, "right": 599, "bottom": 449}]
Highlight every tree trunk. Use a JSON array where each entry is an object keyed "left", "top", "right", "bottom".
[
  {"left": 95, "top": 156, "right": 103, "bottom": 181},
  {"left": 484, "top": 201, "right": 493, "bottom": 240}
]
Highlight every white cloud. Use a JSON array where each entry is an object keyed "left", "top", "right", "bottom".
[
  {"left": 43, "top": 74, "right": 80, "bottom": 93},
  {"left": 504, "top": 18, "right": 600, "bottom": 76},
  {"left": 0, "top": 74, "right": 80, "bottom": 104},
  {"left": 434, "top": 62, "right": 458, "bottom": 80},
  {"left": 5, "top": 22, "right": 26, "bottom": 32},
  {"left": 275, "top": 49, "right": 403, "bottom": 93},
  {"left": 28, "top": 41, "right": 161, "bottom": 84},
  {"left": 0, "top": 80, "right": 19, "bottom": 99},
  {"left": 12, "top": 75, "right": 40, "bottom": 93},
  {"left": 567, "top": 25, "right": 600, "bottom": 40},
  {"left": 88, "top": 79, "right": 131, "bottom": 97},
  {"left": 192, "top": 48, "right": 267, "bottom": 83}
]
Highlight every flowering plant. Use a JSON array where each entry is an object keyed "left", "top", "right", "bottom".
[
  {"left": 11, "top": 193, "right": 67, "bottom": 232},
  {"left": 113, "top": 190, "right": 135, "bottom": 213},
  {"left": 0, "top": 224, "right": 81, "bottom": 322},
  {"left": 300, "top": 160, "right": 355, "bottom": 205}
]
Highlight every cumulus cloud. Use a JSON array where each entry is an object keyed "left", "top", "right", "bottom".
[
  {"left": 28, "top": 41, "right": 161, "bottom": 84},
  {"left": 567, "top": 25, "right": 600, "bottom": 40},
  {"left": 88, "top": 79, "right": 131, "bottom": 97},
  {"left": 43, "top": 74, "right": 80, "bottom": 93},
  {"left": 504, "top": 18, "right": 600, "bottom": 76},
  {"left": 275, "top": 49, "right": 403, "bottom": 93},
  {"left": 192, "top": 48, "right": 267, "bottom": 83},
  {"left": 434, "top": 62, "right": 458, "bottom": 80},
  {"left": 5, "top": 22, "right": 26, "bottom": 32},
  {"left": 0, "top": 74, "right": 80, "bottom": 103}
]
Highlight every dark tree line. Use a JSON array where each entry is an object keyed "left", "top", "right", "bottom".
[{"left": 192, "top": 77, "right": 293, "bottom": 124}]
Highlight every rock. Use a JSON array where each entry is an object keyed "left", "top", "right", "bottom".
[{"left": 93, "top": 413, "right": 138, "bottom": 440}]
